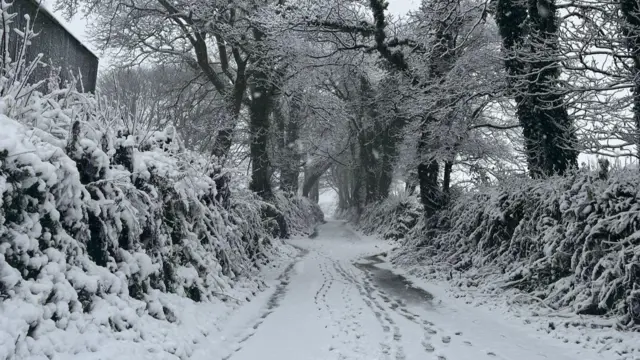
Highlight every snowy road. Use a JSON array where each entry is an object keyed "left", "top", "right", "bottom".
[{"left": 217, "top": 221, "right": 596, "bottom": 360}]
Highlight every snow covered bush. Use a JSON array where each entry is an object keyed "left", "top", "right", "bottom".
[
  {"left": 390, "top": 170, "right": 640, "bottom": 329},
  {"left": 341, "top": 192, "right": 421, "bottom": 241},
  {"left": 274, "top": 192, "right": 324, "bottom": 237},
  {"left": 0, "top": 7, "right": 323, "bottom": 357}
]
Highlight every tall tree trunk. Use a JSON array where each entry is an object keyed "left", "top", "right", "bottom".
[
  {"left": 349, "top": 140, "right": 364, "bottom": 213},
  {"left": 378, "top": 115, "right": 405, "bottom": 199},
  {"left": 416, "top": 11, "right": 454, "bottom": 215},
  {"left": 357, "top": 76, "right": 380, "bottom": 204},
  {"left": 212, "top": 77, "right": 246, "bottom": 159},
  {"left": 378, "top": 150, "right": 394, "bottom": 199},
  {"left": 279, "top": 94, "right": 302, "bottom": 193},
  {"left": 311, "top": 180, "right": 320, "bottom": 203},
  {"left": 528, "top": 0, "right": 577, "bottom": 176},
  {"left": 248, "top": 67, "right": 274, "bottom": 199},
  {"left": 273, "top": 103, "right": 286, "bottom": 186},
  {"left": 302, "top": 161, "right": 330, "bottom": 198},
  {"left": 442, "top": 160, "right": 453, "bottom": 196},
  {"left": 417, "top": 118, "right": 441, "bottom": 217},
  {"left": 335, "top": 166, "right": 348, "bottom": 210},
  {"left": 360, "top": 129, "right": 378, "bottom": 204},
  {"left": 302, "top": 170, "right": 320, "bottom": 203},
  {"left": 496, "top": 0, "right": 577, "bottom": 177},
  {"left": 620, "top": 0, "right": 640, "bottom": 158}
]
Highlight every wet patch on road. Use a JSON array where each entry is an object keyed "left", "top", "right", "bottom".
[{"left": 354, "top": 255, "right": 434, "bottom": 306}]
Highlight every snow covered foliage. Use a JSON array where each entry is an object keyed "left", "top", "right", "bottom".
[
  {"left": 273, "top": 193, "right": 324, "bottom": 237},
  {"left": 356, "top": 172, "right": 640, "bottom": 328},
  {"left": 340, "top": 193, "right": 422, "bottom": 241},
  {"left": 0, "top": 13, "right": 322, "bottom": 358}
]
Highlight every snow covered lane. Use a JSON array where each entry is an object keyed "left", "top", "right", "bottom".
[{"left": 219, "top": 221, "right": 598, "bottom": 360}]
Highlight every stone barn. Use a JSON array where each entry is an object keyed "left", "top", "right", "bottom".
[{"left": 6, "top": 0, "right": 99, "bottom": 92}]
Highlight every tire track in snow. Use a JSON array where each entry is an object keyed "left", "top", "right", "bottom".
[{"left": 221, "top": 249, "right": 308, "bottom": 360}]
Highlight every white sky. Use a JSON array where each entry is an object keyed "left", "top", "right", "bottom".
[
  {"left": 388, "top": 0, "right": 419, "bottom": 16},
  {"left": 46, "top": 0, "right": 420, "bottom": 67}
]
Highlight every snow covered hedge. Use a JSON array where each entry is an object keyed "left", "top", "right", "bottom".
[
  {"left": 339, "top": 193, "right": 421, "bottom": 241},
  {"left": 0, "top": 18, "right": 322, "bottom": 358},
  {"left": 354, "top": 172, "right": 640, "bottom": 328}
]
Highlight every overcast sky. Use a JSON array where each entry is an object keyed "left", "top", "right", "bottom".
[
  {"left": 46, "top": 0, "right": 419, "bottom": 65},
  {"left": 388, "top": 0, "right": 418, "bottom": 16}
]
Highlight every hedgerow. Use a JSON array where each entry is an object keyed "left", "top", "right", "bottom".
[
  {"left": 352, "top": 172, "right": 640, "bottom": 328},
  {"left": 0, "top": 7, "right": 322, "bottom": 357}
]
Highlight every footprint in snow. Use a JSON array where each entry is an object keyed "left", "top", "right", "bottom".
[
  {"left": 401, "top": 313, "right": 415, "bottom": 321},
  {"left": 441, "top": 336, "right": 451, "bottom": 344},
  {"left": 422, "top": 341, "right": 435, "bottom": 352}
]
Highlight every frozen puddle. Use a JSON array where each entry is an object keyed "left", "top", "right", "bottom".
[{"left": 216, "top": 221, "right": 602, "bottom": 360}]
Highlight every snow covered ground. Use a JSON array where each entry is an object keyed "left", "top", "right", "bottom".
[
  {"left": 212, "top": 221, "right": 613, "bottom": 360},
  {"left": 9, "top": 220, "right": 635, "bottom": 360}
]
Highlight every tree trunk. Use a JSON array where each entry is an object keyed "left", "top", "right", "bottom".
[
  {"left": 248, "top": 68, "right": 274, "bottom": 199},
  {"left": 417, "top": 117, "right": 442, "bottom": 217},
  {"left": 336, "top": 167, "right": 348, "bottom": 210},
  {"left": 302, "top": 161, "right": 330, "bottom": 198},
  {"left": 310, "top": 180, "right": 320, "bottom": 203},
  {"left": 360, "top": 129, "right": 378, "bottom": 204},
  {"left": 303, "top": 166, "right": 321, "bottom": 203},
  {"left": 495, "top": 0, "right": 577, "bottom": 177},
  {"left": 211, "top": 56, "right": 247, "bottom": 160},
  {"left": 413, "top": 0, "right": 458, "bottom": 216},
  {"left": 378, "top": 116, "right": 405, "bottom": 199},
  {"left": 280, "top": 94, "right": 302, "bottom": 193},
  {"left": 442, "top": 160, "right": 453, "bottom": 196},
  {"left": 620, "top": 0, "right": 640, "bottom": 158}
]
